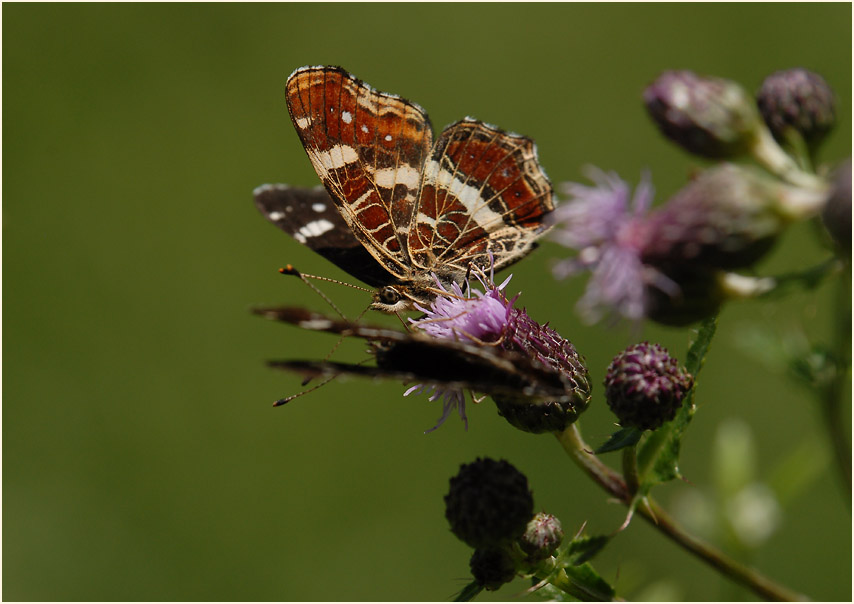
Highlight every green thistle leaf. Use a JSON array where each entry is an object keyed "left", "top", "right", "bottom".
[
  {"left": 454, "top": 580, "right": 483, "bottom": 602},
  {"left": 567, "top": 534, "right": 612, "bottom": 565},
  {"left": 638, "top": 316, "right": 717, "bottom": 485},
  {"left": 561, "top": 563, "right": 617, "bottom": 601},
  {"left": 594, "top": 426, "right": 643, "bottom": 454}
]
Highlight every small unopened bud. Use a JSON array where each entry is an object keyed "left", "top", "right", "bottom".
[
  {"left": 493, "top": 309, "right": 591, "bottom": 434},
  {"left": 518, "top": 512, "right": 564, "bottom": 562},
  {"left": 821, "top": 160, "right": 852, "bottom": 255},
  {"left": 469, "top": 547, "right": 516, "bottom": 591},
  {"left": 757, "top": 68, "right": 836, "bottom": 151},
  {"left": 644, "top": 70, "right": 763, "bottom": 159},
  {"left": 605, "top": 342, "right": 693, "bottom": 431},
  {"left": 445, "top": 458, "right": 534, "bottom": 549}
]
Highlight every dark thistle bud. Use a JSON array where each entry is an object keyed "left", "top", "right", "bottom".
[
  {"left": 757, "top": 68, "right": 836, "bottom": 151},
  {"left": 640, "top": 163, "right": 827, "bottom": 271},
  {"left": 492, "top": 308, "right": 591, "bottom": 434},
  {"left": 643, "top": 266, "right": 725, "bottom": 327},
  {"left": 604, "top": 342, "right": 693, "bottom": 431},
  {"left": 821, "top": 160, "right": 852, "bottom": 255},
  {"left": 517, "top": 512, "right": 564, "bottom": 562},
  {"left": 445, "top": 458, "right": 534, "bottom": 549},
  {"left": 469, "top": 547, "right": 517, "bottom": 591},
  {"left": 644, "top": 70, "right": 762, "bottom": 159}
]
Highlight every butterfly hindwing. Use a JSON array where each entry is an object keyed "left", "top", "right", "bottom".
[
  {"left": 411, "top": 119, "right": 554, "bottom": 277},
  {"left": 253, "top": 184, "right": 397, "bottom": 288},
  {"left": 253, "top": 306, "right": 570, "bottom": 402}
]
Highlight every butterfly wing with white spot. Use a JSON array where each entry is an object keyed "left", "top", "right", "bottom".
[
  {"left": 286, "top": 66, "right": 433, "bottom": 281},
  {"left": 410, "top": 119, "right": 554, "bottom": 279},
  {"left": 253, "top": 183, "right": 398, "bottom": 287}
]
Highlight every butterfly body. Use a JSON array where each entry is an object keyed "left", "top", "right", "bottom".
[{"left": 256, "top": 66, "right": 554, "bottom": 312}]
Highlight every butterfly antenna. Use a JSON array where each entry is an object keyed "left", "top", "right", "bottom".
[
  {"left": 300, "top": 303, "right": 372, "bottom": 386},
  {"left": 278, "top": 265, "right": 371, "bottom": 320},
  {"left": 272, "top": 374, "right": 337, "bottom": 406},
  {"left": 272, "top": 352, "right": 376, "bottom": 406},
  {"left": 276, "top": 270, "right": 375, "bottom": 387}
]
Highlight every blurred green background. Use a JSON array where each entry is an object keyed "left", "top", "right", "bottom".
[{"left": 4, "top": 3, "right": 851, "bottom": 601}]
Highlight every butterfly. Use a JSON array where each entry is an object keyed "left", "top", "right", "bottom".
[
  {"left": 252, "top": 305, "right": 583, "bottom": 412},
  {"left": 255, "top": 66, "right": 554, "bottom": 313}
]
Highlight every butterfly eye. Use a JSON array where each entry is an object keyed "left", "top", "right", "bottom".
[{"left": 379, "top": 286, "right": 401, "bottom": 305}]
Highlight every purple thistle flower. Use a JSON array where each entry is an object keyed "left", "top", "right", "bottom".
[
  {"left": 406, "top": 274, "right": 515, "bottom": 432},
  {"left": 402, "top": 383, "right": 468, "bottom": 433},
  {"left": 550, "top": 164, "right": 829, "bottom": 325},
  {"left": 408, "top": 269, "right": 590, "bottom": 433},
  {"left": 549, "top": 169, "right": 675, "bottom": 324},
  {"left": 411, "top": 275, "right": 515, "bottom": 344}
]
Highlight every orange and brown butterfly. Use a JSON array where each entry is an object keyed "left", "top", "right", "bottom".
[{"left": 255, "top": 65, "right": 554, "bottom": 313}]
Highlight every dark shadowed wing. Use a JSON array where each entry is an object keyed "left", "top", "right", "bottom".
[
  {"left": 253, "top": 183, "right": 397, "bottom": 288},
  {"left": 252, "top": 306, "right": 570, "bottom": 401}
]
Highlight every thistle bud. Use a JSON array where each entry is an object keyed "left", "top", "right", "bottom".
[
  {"left": 604, "top": 342, "right": 693, "bottom": 431},
  {"left": 821, "top": 160, "right": 852, "bottom": 255},
  {"left": 640, "top": 163, "right": 824, "bottom": 271},
  {"left": 518, "top": 512, "right": 564, "bottom": 562},
  {"left": 469, "top": 547, "right": 516, "bottom": 591},
  {"left": 757, "top": 68, "right": 836, "bottom": 150},
  {"left": 445, "top": 458, "right": 534, "bottom": 549},
  {"left": 493, "top": 308, "right": 591, "bottom": 434},
  {"left": 644, "top": 70, "right": 763, "bottom": 159},
  {"left": 644, "top": 266, "right": 725, "bottom": 327}
]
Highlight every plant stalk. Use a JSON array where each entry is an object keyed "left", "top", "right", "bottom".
[
  {"left": 556, "top": 424, "right": 809, "bottom": 601},
  {"left": 824, "top": 266, "right": 852, "bottom": 502}
]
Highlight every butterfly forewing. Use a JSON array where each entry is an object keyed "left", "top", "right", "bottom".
[{"left": 286, "top": 66, "right": 434, "bottom": 280}]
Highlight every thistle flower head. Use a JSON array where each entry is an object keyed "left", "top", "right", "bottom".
[
  {"left": 821, "top": 159, "right": 852, "bottom": 255},
  {"left": 411, "top": 275, "right": 514, "bottom": 343},
  {"left": 757, "top": 68, "right": 836, "bottom": 150},
  {"left": 469, "top": 548, "right": 517, "bottom": 591},
  {"left": 604, "top": 342, "right": 693, "bottom": 431},
  {"left": 408, "top": 270, "right": 590, "bottom": 433},
  {"left": 549, "top": 170, "right": 667, "bottom": 325},
  {"left": 445, "top": 457, "right": 534, "bottom": 549},
  {"left": 644, "top": 70, "right": 762, "bottom": 159},
  {"left": 492, "top": 308, "right": 591, "bottom": 433},
  {"left": 640, "top": 163, "right": 791, "bottom": 270},
  {"left": 550, "top": 164, "right": 828, "bottom": 325},
  {"left": 406, "top": 275, "right": 514, "bottom": 432}
]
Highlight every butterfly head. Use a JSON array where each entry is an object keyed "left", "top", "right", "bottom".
[{"left": 369, "top": 281, "right": 446, "bottom": 314}]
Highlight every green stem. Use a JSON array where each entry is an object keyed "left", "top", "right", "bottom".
[
  {"left": 556, "top": 424, "right": 809, "bottom": 601},
  {"left": 622, "top": 445, "right": 640, "bottom": 496},
  {"left": 823, "top": 266, "right": 852, "bottom": 502}
]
